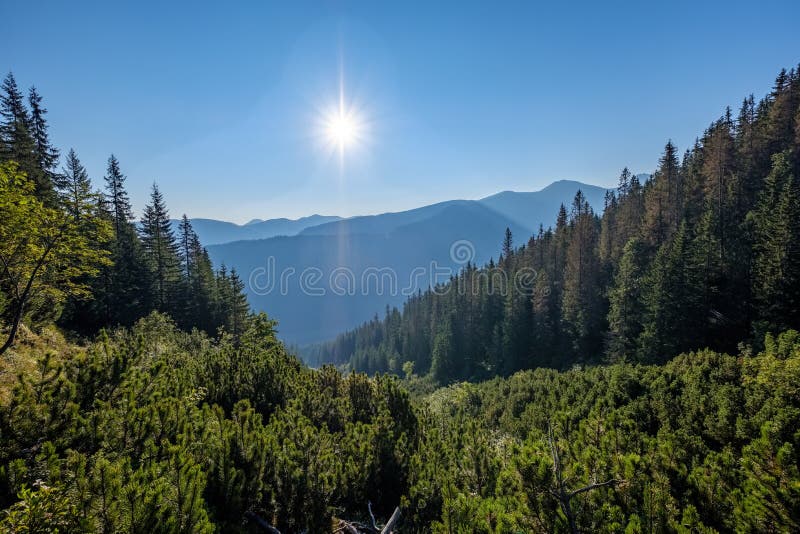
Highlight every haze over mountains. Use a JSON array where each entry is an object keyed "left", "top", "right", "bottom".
[
  {"left": 203, "top": 180, "right": 616, "bottom": 344},
  {"left": 169, "top": 214, "right": 341, "bottom": 245}
]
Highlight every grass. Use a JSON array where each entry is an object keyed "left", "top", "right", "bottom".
[{"left": 0, "top": 323, "right": 74, "bottom": 406}]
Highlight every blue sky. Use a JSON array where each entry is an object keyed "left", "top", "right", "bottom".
[{"left": 3, "top": 1, "right": 799, "bottom": 222}]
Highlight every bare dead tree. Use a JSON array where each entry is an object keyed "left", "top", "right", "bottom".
[
  {"left": 333, "top": 504, "right": 401, "bottom": 534},
  {"left": 546, "top": 423, "right": 622, "bottom": 534}
]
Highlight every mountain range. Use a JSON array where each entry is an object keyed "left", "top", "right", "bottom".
[
  {"left": 203, "top": 180, "right": 613, "bottom": 344},
  {"left": 169, "top": 214, "right": 341, "bottom": 245}
]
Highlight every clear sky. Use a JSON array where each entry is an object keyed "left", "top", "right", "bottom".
[{"left": 3, "top": 1, "right": 799, "bottom": 223}]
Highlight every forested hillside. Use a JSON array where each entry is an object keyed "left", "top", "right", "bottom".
[{"left": 308, "top": 66, "right": 800, "bottom": 383}]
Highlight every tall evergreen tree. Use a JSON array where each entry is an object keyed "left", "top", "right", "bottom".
[
  {"left": 561, "top": 191, "right": 602, "bottom": 359},
  {"left": 751, "top": 151, "right": 800, "bottom": 334},
  {"left": 606, "top": 238, "right": 647, "bottom": 362},
  {"left": 639, "top": 222, "right": 703, "bottom": 362},
  {"left": 60, "top": 149, "right": 93, "bottom": 220},
  {"left": 643, "top": 141, "right": 681, "bottom": 246},
  {"left": 0, "top": 73, "right": 43, "bottom": 197},
  {"left": 102, "top": 155, "right": 149, "bottom": 325},
  {"left": 430, "top": 315, "right": 457, "bottom": 382},
  {"left": 104, "top": 154, "right": 133, "bottom": 237},
  {"left": 27, "top": 86, "right": 60, "bottom": 184},
  {"left": 140, "top": 184, "right": 182, "bottom": 313}
]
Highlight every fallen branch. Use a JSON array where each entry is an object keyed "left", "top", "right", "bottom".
[
  {"left": 244, "top": 511, "right": 282, "bottom": 534},
  {"left": 381, "top": 507, "right": 401, "bottom": 534}
]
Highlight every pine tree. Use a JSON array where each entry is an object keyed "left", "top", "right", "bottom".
[
  {"left": 606, "top": 238, "right": 647, "bottom": 362},
  {"left": 104, "top": 154, "right": 133, "bottom": 237},
  {"left": 0, "top": 73, "right": 44, "bottom": 197},
  {"left": 530, "top": 270, "right": 556, "bottom": 367},
  {"left": 178, "top": 215, "right": 194, "bottom": 280},
  {"left": 57, "top": 150, "right": 115, "bottom": 333},
  {"left": 638, "top": 222, "right": 703, "bottom": 361},
  {"left": 60, "top": 149, "right": 93, "bottom": 220},
  {"left": 751, "top": 151, "right": 800, "bottom": 334},
  {"left": 561, "top": 191, "right": 602, "bottom": 359},
  {"left": 701, "top": 116, "right": 736, "bottom": 266},
  {"left": 643, "top": 141, "right": 681, "bottom": 246},
  {"left": 0, "top": 72, "right": 27, "bottom": 126},
  {"left": 28, "top": 86, "right": 60, "bottom": 183},
  {"left": 102, "top": 155, "right": 149, "bottom": 325},
  {"left": 190, "top": 237, "right": 217, "bottom": 333},
  {"left": 140, "top": 184, "right": 182, "bottom": 313},
  {"left": 502, "top": 227, "right": 513, "bottom": 261},
  {"left": 430, "top": 315, "right": 456, "bottom": 382}
]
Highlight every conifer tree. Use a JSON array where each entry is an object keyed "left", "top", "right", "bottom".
[
  {"left": 140, "top": 184, "right": 182, "bottom": 313},
  {"left": 104, "top": 155, "right": 133, "bottom": 238},
  {"left": 561, "top": 191, "right": 602, "bottom": 359},
  {"left": 0, "top": 73, "right": 43, "bottom": 197},
  {"left": 643, "top": 141, "right": 680, "bottom": 246},
  {"left": 60, "top": 149, "right": 93, "bottom": 220},
  {"left": 639, "top": 222, "right": 703, "bottom": 361},
  {"left": 502, "top": 227, "right": 513, "bottom": 261},
  {"left": 606, "top": 238, "right": 647, "bottom": 361},
  {"left": 102, "top": 155, "right": 149, "bottom": 325},
  {"left": 179, "top": 215, "right": 194, "bottom": 280},
  {"left": 57, "top": 150, "right": 115, "bottom": 333},
  {"left": 530, "top": 270, "right": 556, "bottom": 367},
  {"left": 751, "top": 151, "right": 800, "bottom": 334},
  {"left": 27, "top": 86, "right": 60, "bottom": 185},
  {"left": 701, "top": 117, "right": 736, "bottom": 265},
  {"left": 430, "top": 315, "right": 457, "bottom": 382}
]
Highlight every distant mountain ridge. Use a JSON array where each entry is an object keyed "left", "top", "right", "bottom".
[
  {"left": 206, "top": 180, "right": 613, "bottom": 344},
  {"left": 479, "top": 180, "right": 608, "bottom": 231},
  {"left": 170, "top": 214, "right": 341, "bottom": 245}
]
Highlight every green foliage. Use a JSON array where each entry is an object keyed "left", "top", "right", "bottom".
[
  {"left": 0, "top": 161, "right": 112, "bottom": 355},
  {"left": 0, "top": 314, "right": 419, "bottom": 531}
]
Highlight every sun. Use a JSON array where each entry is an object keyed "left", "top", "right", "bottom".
[
  {"left": 314, "top": 73, "right": 370, "bottom": 162},
  {"left": 325, "top": 110, "right": 359, "bottom": 150},
  {"left": 322, "top": 105, "right": 364, "bottom": 155}
]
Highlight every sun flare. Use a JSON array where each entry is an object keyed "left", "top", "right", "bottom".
[
  {"left": 323, "top": 106, "right": 363, "bottom": 154},
  {"left": 325, "top": 111, "right": 358, "bottom": 149}
]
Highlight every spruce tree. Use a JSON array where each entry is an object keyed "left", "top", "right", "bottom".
[
  {"left": 104, "top": 154, "right": 133, "bottom": 237},
  {"left": 102, "top": 155, "right": 149, "bottom": 325},
  {"left": 643, "top": 141, "right": 680, "bottom": 247},
  {"left": 0, "top": 73, "right": 44, "bottom": 197},
  {"left": 639, "top": 222, "right": 703, "bottom": 361},
  {"left": 502, "top": 227, "right": 513, "bottom": 261},
  {"left": 57, "top": 150, "right": 114, "bottom": 333},
  {"left": 60, "top": 149, "right": 93, "bottom": 220},
  {"left": 28, "top": 86, "right": 60, "bottom": 184},
  {"left": 530, "top": 270, "right": 556, "bottom": 367},
  {"left": 751, "top": 151, "right": 800, "bottom": 334},
  {"left": 140, "top": 184, "right": 182, "bottom": 313},
  {"left": 561, "top": 191, "right": 602, "bottom": 359},
  {"left": 606, "top": 238, "right": 647, "bottom": 362},
  {"left": 430, "top": 315, "right": 456, "bottom": 382}
]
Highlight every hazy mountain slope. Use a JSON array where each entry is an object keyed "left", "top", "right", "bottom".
[
  {"left": 206, "top": 180, "right": 612, "bottom": 344},
  {"left": 207, "top": 201, "right": 529, "bottom": 343},
  {"left": 171, "top": 214, "right": 341, "bottom": 245},
  {"left": 299, "top": 200, "right": 465, "bottom": 237},
  {"left": 478, "top": 180, "right": 610, "bottom": 229}
]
